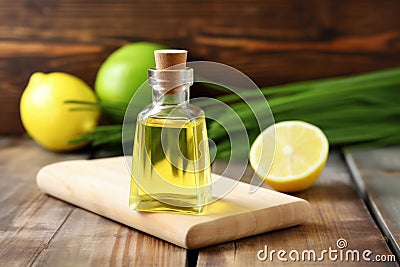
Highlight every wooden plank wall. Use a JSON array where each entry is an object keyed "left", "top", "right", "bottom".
[{"left": 1, "top": 0, "right": 400, "bottom": 135}]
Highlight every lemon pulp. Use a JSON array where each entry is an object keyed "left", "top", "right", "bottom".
[{"left": 250, "top": 121, "right": 329, "bottom": 192}]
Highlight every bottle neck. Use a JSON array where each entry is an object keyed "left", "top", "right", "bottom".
[
  {"left": 152, "top": 86, "right": 190, "bottom": 105},
  {"left": 148, "top": 67, "right": 193, "bottom": 106}
]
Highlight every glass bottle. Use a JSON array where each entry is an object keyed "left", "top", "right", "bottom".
[{"left": 129, "top": 64, "right": 212, "bottom": 214}]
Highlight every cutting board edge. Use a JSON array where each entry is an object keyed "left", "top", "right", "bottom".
[
  {"left": 184, "top": 198, "right": 311, "bottom": 249},
  {"left": 36, "top": 157, "right": 313, "bottom": 250},
  {"left": 36, "top": 163, "right": 194, "bottom": 248}
]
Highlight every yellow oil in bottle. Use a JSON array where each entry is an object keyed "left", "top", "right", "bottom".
[{"left": 129, "top": 116, "right": 212, "bottom": 214}]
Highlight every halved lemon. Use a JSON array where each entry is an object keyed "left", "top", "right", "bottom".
[{"left": 250, "top": 121, "right": 329, "bottom": 192}]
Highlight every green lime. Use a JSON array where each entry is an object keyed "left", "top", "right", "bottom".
[{"left": 95, "top": 42, "right": 166, "bottom": 121}]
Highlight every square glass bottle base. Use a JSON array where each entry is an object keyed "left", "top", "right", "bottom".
[{"left": 130, "top": 194, "right": 206, "bottom": 214}]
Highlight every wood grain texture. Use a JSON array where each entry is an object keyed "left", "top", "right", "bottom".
[
  {"left": 0, "top": 137, "right": 86, "bottom": 233},
  {"left": 345, "top": 147, "right": 400, "bottom": 261},
  {"left": 0, "top": 137, "right": 86, "bottom": 266},
  {"left": 2, "top": 0, "right": 400, "bottom": 134},
  {"left": 197, "top": 152, "right": 397, "bottom": 266},
  {"left": 31, "top": 208, "right": 186, "bottom": 267},
  {"left": 36, "top": 156, "right": 310, "bottom": 249},
  {"left": 1, "top": 138, "right": 399, "bottom": 266},
  {"left": 0, "top": 138, "right": 187, "bottom": 266}
]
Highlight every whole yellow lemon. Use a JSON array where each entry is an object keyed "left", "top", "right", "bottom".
[{"left": 20, "top": 72, "right": 100, "bottom": 151}]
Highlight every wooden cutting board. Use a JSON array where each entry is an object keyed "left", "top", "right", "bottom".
[{"left": 36, "top": 157, "right": 310, "bottom": 249}]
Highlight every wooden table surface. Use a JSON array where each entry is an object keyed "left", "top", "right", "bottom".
[{"left": 0, "top": 137, "right": 399, "bottom": 266}]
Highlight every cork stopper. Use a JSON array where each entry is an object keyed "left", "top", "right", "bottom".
[
  {"left": 152, "top": 49, "right": 189, "bottom": 94},
  {"left": 154, "top": 49, "right": 187, "bottom": 70}
]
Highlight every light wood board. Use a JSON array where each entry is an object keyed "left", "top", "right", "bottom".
[{"left": 36, "top": 156, "right": 310, "bottom": 249}]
